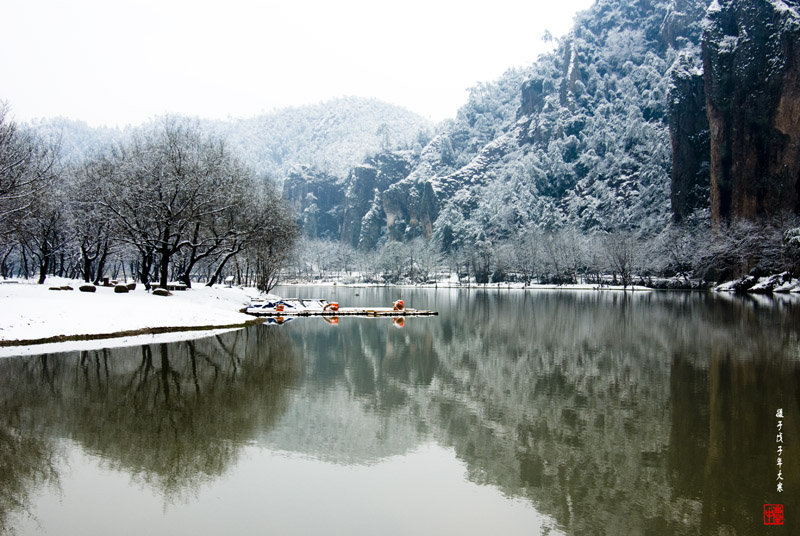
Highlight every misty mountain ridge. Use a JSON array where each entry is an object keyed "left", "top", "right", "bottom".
[{"left": 30, "top": 96, "right": 434, "bottom": 181}]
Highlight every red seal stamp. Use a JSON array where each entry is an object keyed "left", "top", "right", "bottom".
[{"left": 764, "top": 504, "right": 784, "bottom": 525}]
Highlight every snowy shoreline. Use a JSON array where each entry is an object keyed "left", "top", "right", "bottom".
[
  {"left": 0, "top": 278, "right": 262, "bottom": 358},
  {"left": 3, "top": 273, "right": 798, "bottom": 358},
  {"left": 278, "top": 280, "right": 655, "bottom": 291},
  {"left": 278, "top": 272, "right": 800, "bottom": 293},
  {"left": 0, "top": 276, "right": 655, "bottom": 358}
]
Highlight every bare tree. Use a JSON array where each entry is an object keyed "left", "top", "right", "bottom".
[
  {"left": 67, "top": 160, "right": 115, "bottom": 283},
  {"left": 177, "top": 161, "right": 268, "bottom": 288},
  {"left": 785, "top": 226, "right": 800, "bottom": 276},
  {"left": 468, "top": 232, "right": 493, "bottom": 284},
  {"left": 510, "top": 228, "right": 541, "bottom": 286},
  {"left": 16, "top": 184, "right": 71, "bottom": 284},
  {"left": 0, "top": 104, "right": 59, "bottom": 238},
  {"left": 603, "top": 231, "right": 637, "bottom": 287},
  {"left": 542, "top": 227, "right": 584, "bottom": 284},
  {"left": 354, "top": 247, "right": 381, "bottom": 283},
  {"left": 247, "top": 180, "right": 299, "bottom": 293},
  {"left": 412, "top": 237, "right": 443, "bottom": 283},
  {"left": 378, "top": 240, "right": 407, "bottom": 283},
  {"left": 705, "top": 215, "right": 800, "bottom": 280},
  {"left": 94, "top": 119, "right": 262, "bottom": 289}
]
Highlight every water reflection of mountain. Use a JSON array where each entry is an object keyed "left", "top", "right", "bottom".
[
  {"left": 429, "top": 291, "right": 800, "bottom": 534},
  {"left": 272, "top": 290, "right": 800, "bottom": 534},
  {"left": 2, "top": 290, "right": 799, "bottom": 534},
  {"left": 259, "top": 318, "right": 437, "bottom": 464}
]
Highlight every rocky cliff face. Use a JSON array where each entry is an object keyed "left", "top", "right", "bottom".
[
  {"left": 283, "top": 166, "right": 344, "bottom": 241},
  {"left": 702, "top": 0, "right": 800, "bottom": 224},
  {"left": 340, "top": 151, "right": 416, "bottom": 249},
  {"left": 283, "top": 0, "right": 800, "bottom": 250},
  {"left": 668, "top": 51, "right": 710, "bottom": 221},
  {"left": 284, "top": 152, "right": 419, "bottom": 249},
  {"left": 289, "top": 1, "right": 778, "bottom": 248}
]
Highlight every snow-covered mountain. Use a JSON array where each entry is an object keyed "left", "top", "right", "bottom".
[
  {"left": 287, "top": 0, "right": 719, "bottom": 250},
  {"left": 34, "top": 0, "right": 800, "bottom": 255},
  {"left": 32, "top": 96, "right": 433, "bottom": 181}
]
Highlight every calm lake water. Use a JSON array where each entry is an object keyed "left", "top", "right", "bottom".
[{"left": 1, "top": 287, "right": 799, "bottom": 535}]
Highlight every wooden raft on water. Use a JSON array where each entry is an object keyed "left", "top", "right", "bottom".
[
  {"left": 246, "top": 307, "right": 438, "bottom": 317},
  {"left": 244, "top": 298, "right": 437, "bottom": 317}
]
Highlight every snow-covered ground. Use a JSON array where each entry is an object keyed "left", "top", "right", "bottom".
[
  {"left": 282, "top": 282, "right": 655, "bottom": 291},
  {"left": 0, "top": 278, "right": 262, "bottom": 358},
  {"left": 279, "top": 273, "right": 654, "bottom": 291}
]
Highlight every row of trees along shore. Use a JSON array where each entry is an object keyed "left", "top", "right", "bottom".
[
  {"left": 2, "top": 103, "right": 800, "bottom": 291},
  {"left": 0, "top": 105, "right": 297, "bottom": 292},
  {"left": 289, "top": 214, "right": 800, "bottom": 288}
]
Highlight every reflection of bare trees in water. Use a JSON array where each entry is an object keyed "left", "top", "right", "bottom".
[
  {"left": 0, "top": 326, "right": 300, "bottom": 510},
  {"left": 0, "top": 426, "right": 60, "bottom": 535},
  {"left": 1, "top": 348, "right": 62, "bottom": 534},
  {"left": 2, "top": 291, "right": 800, "bottom": 534}
]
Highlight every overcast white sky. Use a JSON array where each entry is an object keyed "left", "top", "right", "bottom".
[{"left": 1, "top": 0, "right": 594, "bottom": 127}]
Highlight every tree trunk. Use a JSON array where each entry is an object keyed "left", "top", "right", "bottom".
[
  {"left": 159, "top": 226, "right": 171, "bottom": 289},
  {"left": 1, "top": 246, "right": 14, "bottom": 279},
  {"left": 95, "top": 242, "right": 108, "bottom": 285},
  {"left": 81, "top": 243, "right": 95, "bottom": 283},
  {"left": 159, "top": 253, "right": 170, "bottom": 289},
  {"left": 20, "top": 248, "right": 29, "bottom": 279},
  {"left": 207, "top": 248, "right": 240, "bottom": 287},
  {"left": 178, "top": 223, "right": 203, "bottom": 288},
  {"left": 140, "top": 250, "right": 153, "bottom": 290},
  {"left": 37, "top": 256, "right": 49, "bottom": 284},
  {"left": 83, "top": 255, "right": 92, "bottom": 282}
]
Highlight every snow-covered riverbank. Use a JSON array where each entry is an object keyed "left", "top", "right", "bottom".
[
  {"left": 4, "top": 273, "right": 798, "bottom": 359},
  {"left": 0, "top": 278, "right": 262, "bottom": 358}
]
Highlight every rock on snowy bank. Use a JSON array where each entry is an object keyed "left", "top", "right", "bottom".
[{"left": 715, "top": 273, "right": 800, "bottom": 293}]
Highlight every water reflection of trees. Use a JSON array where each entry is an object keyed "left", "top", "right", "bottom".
[
  {"left": 261, "top": 290, "right": 800, "bottom": 533},
  {"left": 421, "top": 291, "right": 800, "bottom": 535},
  {"left": 0, "top": 327, "right": 299, "bottom": 507},
  {"left": 2, "top": 290, "right": 799, "bottom": 534},
  {"left": 0, "top": 426, "right": 59, "bottom": 534}
]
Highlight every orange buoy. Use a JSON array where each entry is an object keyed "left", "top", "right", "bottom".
[
  {"left": 324, "top": 302, "right": 339, "bottom": 312},
  {"left": 393, "top": 299, "right": 405, "bottom": 311},
  {"left": 276, "top": 304, "right": 285, "bottom": 312}
]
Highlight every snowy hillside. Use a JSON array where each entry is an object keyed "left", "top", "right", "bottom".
[
  {"left": 287, "top": 0, "right": 715, "bottom": 251},
  {"left": 32, "top": 97, "right": 433, "bottom": 179}
]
